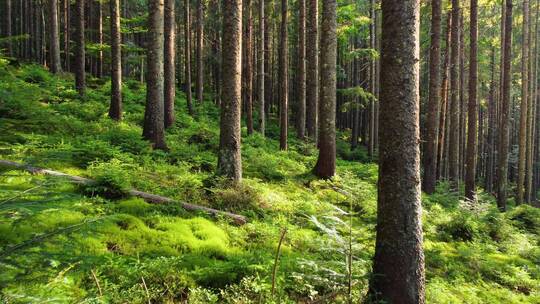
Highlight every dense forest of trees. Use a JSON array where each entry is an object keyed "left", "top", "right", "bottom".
[{"left": 2, "top": 0, "right": 540, "bottom": 302}]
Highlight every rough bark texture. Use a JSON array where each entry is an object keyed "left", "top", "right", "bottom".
[
  {"left": 217, "top": 0, "right": 243, "bottom": 182},
  {"left": 497, "top": 0, "right": 513, "bottom": 211},
  {"left": 305, "top": 0, "right": 318, "bottom": 141},
  {"left": 448, "top": 0, "right": 460, "bottom": 187},
  {"left": 258, "top": 0, "right": 265, "bottom": 135},
  {"left": 278, "top": 0, "right": 288, "bottom": 150},
  {"left": 422, "top": 0, "right": 442, "bottom": 194},
  {"left": 243, "top": 0, "right": 254, "bottom": 135},
  {"left": 517, "top": 0, "right": 530, "bottom": 205},
  {"left": 368, "top": 0, "right": 425, "bottom": 303},
  {"left": 142, "top": 0, "right": 167, "bottom": 150},
  {"left": 297, "top": 0, "right": 306, "bottom": 139},
  {"left": 109, "top": 0, "right": 122, "bottom": 121},
  {"left": 48, "top": 0, "right": 62, "bottom": 73},
  {"left": 465, "top": 0, "right": 478, "bottom": 201},
  {"left": 74, "top": 0, "right": 85, "bottom": 96},
  {"left": 313, "top": 0, "right": 336, "bottom": 179},
  {"left": 184, "top": 0, "right": 193, "bottom": 115},
  {"left": 164, "top": 0, "right": 176, "bottom": 128},
  {"left": 196, "top": 0, "right": 204, "bottom": 103}
]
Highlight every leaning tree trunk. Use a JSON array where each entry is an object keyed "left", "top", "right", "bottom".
[
  {"left": 448, "top": 0, "right": 460, "bottom": 188},
  {"left": 497, "top": 0, "right": 513, "bottom": 211},
  {"left": 258, "top": 0, "right": 265, "bottom": 135},
  {"left": 74, "top": 0, "right": 85, "bottom": 96},
  {"left": 217, "top": 0, "right": 243, "bottom": 182},
  {"left": 278, "top": 0, "right": 288, "bottom": 150},
  {"left": 142, "top": 0, "right": 167, "bottom": 150},
  {"left": 184, "top": 0, "right": 193, "bottom": 115},
  {"left": 195, "top": 0, "right": 204, "bottom": 103},
  {"left": 368, "top": 0, "right": 425, "bottom": 303},
  {"left": 465, "top": 0, "right": 478, "bottom": 201},
  {"left": 313, "top": 0, "right": 336, "bottom": 179},
  {"left": 48, "top": 0, "right": 62, "bottom": 73},
  {"left": 164, "top": 0, "right": 176, "bottom": 128},
  {"left": 422, "top": 0, "right": 442, "bottom": 194},
  {"left": 296, "top": 0, "right": 306, "bottom": 140},
  {"left": 109, "top": 0, "right": 122, "bottom": 121},
  {"left": 517, "top": 0, "right": 530, "bottom": 205},
  {"left": 305, "top": 0, "right": 318, "bottom": 141}
]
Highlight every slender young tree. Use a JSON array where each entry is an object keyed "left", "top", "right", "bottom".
[
  {"left": 217, "top": 0, "right": 243, "bottom": 181},
  {"left": 243, "top": 0, "right": 254, "bottom": 135},
  {"left": 258, "top": 0, "right": 265, "bottom": 135},
  {"left": 184, "top": 0, "right": 194, "bottom": 115},
  {"left": 109, "top": 0, "right": 122, "bottom": 121},
  {"left": 497, "top": 0, "right": 513, "bottom": 211},
  {"left": 423, "top": 0, "right": 442, "bottom": 194},
  {"left": 313, "top": 0, "right": 336, "bottom": 178},
  {"left": 74, "top": 0, "right": 85, "bottom": 96},
  {"left": 297, "top": 0, "right": 306, "bottom": 139},
  {"left": 465, "top": 0, "right": 478, "bottom": 201},
  {"left": 517, "top": 0, "right": 530, "bottom": 205},
  {"left": 4, "top": 0, "right": 12, "bottom": 56},
  {"left": 448, "top": 0, "right": 460, "bottom": 188},
  {"left": 164, "top": 0, "right": 176, "bottom": 128},
  {"left": 196, "top": 0, "right": 204, "bottom": 103},
  {"left": 143, "top": 0, "right": 167, "bottom": 150},
  {"left": 368, "top": 0, "right": 425, "bottom": 302},
  {"left": 278, "top": 0, "right": 288, "bottom": 150},
  {"left": 305, "top": 0, "right": 318, "bottom": 141},
  {"left": 48, "top": 0, "right": 62, "bottom": 73}
]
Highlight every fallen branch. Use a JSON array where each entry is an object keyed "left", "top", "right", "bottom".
[{"left": 0, "top": 160, "right": 247, "bottom": 225}]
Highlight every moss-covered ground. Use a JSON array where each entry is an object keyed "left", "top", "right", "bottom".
[{"left": 0, "top": 62, "right": 539, "bottom": 303}]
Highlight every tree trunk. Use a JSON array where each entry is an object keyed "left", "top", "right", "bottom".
[
  {"left": 142, "top": 0, "right": 167, "bottom": 150},
  {"left": 368, "top": 0, "right": 376, "bottom": 158},
  {"left": 448, "top": 0, "right": 460, "bottom": 188},
  {"left": 97, "top": 0, "right": 103, "bottom": 77},
  {"left": 422, "top": 0, "right": 442, "bottom": 194},
  {"left": 368, "top": 0, "right": 425, "bottom": 302},
  {"left": 485, "top": 48, "right": 496, "bottom": 193},
  {"left": 243, "top": 0, "right": 254, "bottom": 135},
  {"left": 465, "top": 0, "right": 478, "bottom": 201},
  {"left": 109, "top": 0, "right": 122, "bottom": 121},
  {"left": 296, "top": 0, "right": 306, "bottom": 139},
  {"left": 258, "top": 0, "right": 265, "bottom": 135},
  {"left": 196, "top": 0, "right": 204, "bottom": 103},
  {"left": 517, "top": 0, "right": 530, "bottom": 205},
  {"left": 217, "top": 0, "right": 243, "bottom": 182},
  {"left": 278, "top": 0, "right": 288, "bottom": 150},
  {"left": 497, "top": 0, "right": 513, "bottom": 211},
  {"left": 184, "top": 0, "right": 193, "bottom": 115},
  {"left": 313, "top": 0, "right": 336, "bottom": 179},
  {"left": 5, "top": 0, "right": 12, "bottom": 56},
  {"left": 164, "top": 0, "right": 176, "bottom": 128},
  {"left": 437, "top": 13, "right": 451, "bottom": 180},
  {"left": 305, "top": 0, "right": 318, "bottom": 141},
  {"left": 48, "top": 0, "right": 62, "bottom": 73},
  {"left": 74, "top": 0, "right": 85, "bottom": 96}
]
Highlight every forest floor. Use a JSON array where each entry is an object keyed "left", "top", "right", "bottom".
[{"left": 0, "top": 62, "right": 540, "bottom": 303}]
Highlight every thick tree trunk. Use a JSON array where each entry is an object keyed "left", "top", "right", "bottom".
[
  {"left": 74, "top": 0, "right": 85, "bottom": 96},
  {"left": 142, "top": 0, "right": 167, "bottom": 150},
  {"left": 422, "top": 0, "right": 442, "bottom": 194},
  {"left": 518, "top": 0, "right": 530, "bottom": 205},
  {"left": 184, "top": 0, "right": 193, "bottom": 115},
  {"left": 278, "top": 0, "right": 288, "bottom": 150},
  {"left": 368, "top": 0, "right": 425, "bottom": 303},
  {"left": 296, "top": 0, "right": 306, "bottom": 139},
  {"left": 258, "top": 0, "right": 265, "bottom": 135},
  {"left": 497, "top": 0, "right": 513, "bottom": 211},
  {"left": 109, "top": 0, "right": 122, "bottom": 121},
  {"left": 243, "top": 0, "right": 254, "bottom": 135},
  {"left": 465, "top": 0, "right": 478, "bottom": 201},
  {"left": 48, "top": 0, "right": 62, "bottom": 73},
  {"left": 313, "top": 0, "right": 336, "bottom": 179},
  {"left": 448, "top": 0, "right": 460, "bottom": 188},
  {"left": 217, "top": 0, "right": 243, "bottom": 182},
  {"left": 164, "top": 0, "right": 176, "bottom": 128},
  {"left": 305, "top": 0, "right": 318, "bottom": 141},
  {"left": 196, "top": 0, "right": 204, "bottom": 103}
]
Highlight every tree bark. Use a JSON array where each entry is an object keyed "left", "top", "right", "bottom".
[
  {"left": 448, "top": 0, "right": 460, "bottom": 188},
  {"left": 313, "top": 0, "right": 336, "bottom": 178},
  {"left": 184, "top": 0, "right": 193, "bottom": 115},
  {"left": 368, "top": 0, "right": 425, "bottom": 302},
  {"left": 5, "top": 0, "right": 12, "bottom": 56},
  {"left": 142, "top": 0, "right": 168, "bottom": 150},
  {"left": 258, "top": 0, "right": 265, "bottom": 135},
  {"left": 497, "top": 0, "right": 513, "bottom": 211},
  {"left": 465, "top": 0, "right": 478, "bottom": 201},
  {"left": 517, "top": 0, "right": 530, "bottom": 205},
  {"left": 305, "top": 0, "right": 318, "bottom": 141},
  {"left": 48, "top": 0, "right": 62, "bottom": 73},
  {"left": 278, "top": 0, "right": 288, "bottom": 150},
  {"left": 74, "top": 0, "right": 85, "bottom": 96},
  {"left": 243, "top": 0, "right": 254, "bottom": 135},
  {"left": 196, "top": 0, "right": 204, "bottom": 103},
  {"left": 422, "top": 0, "right": 442, "bottom": 194},
  {"left": 217, "top": 0, "right": 243, "bottom": 182},
  {"left": 437, "top": 13, "right": 451, "bottom": 180},
  {"left": 164, "top": 0, "right": 176, "bottom": 128},
  {"left": 296, "top": 0, "right": 306, "bottom": 139},
  {"left": 109, "top": 0, "right": 122, "bottom": 121}
]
